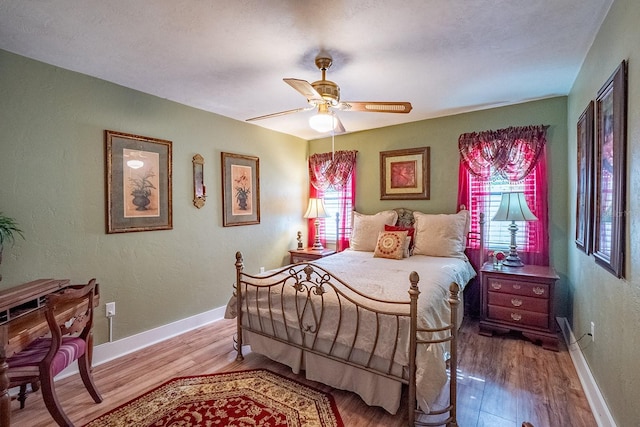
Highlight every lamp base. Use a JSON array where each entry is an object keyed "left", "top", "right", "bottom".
[
  {"left": 311, "top": 219, "right": 323, "bottom": 250},
  {"left": 502, "top": 255, "right": 524, "bottom": 267}
]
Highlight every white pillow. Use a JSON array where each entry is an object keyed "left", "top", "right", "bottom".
[
  {"left": 350, "top": 210, "right": 399, "bottom": 251},
  {"left": 412, "top": 210, "right": 469, "bottom": 258}
]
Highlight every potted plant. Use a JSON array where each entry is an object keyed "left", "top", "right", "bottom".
[
  {"left": 234, "top": 172, "right": 251, "bottom": 210},
  {"left": 0, "top": 212, "right": 25, "bottom": 281},
  {"left": 129, "top": 169, "right": 156, "bottom": 211}
]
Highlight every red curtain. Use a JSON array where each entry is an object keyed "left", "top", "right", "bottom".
[
  {"left": 307, "top": 151, "right": 357, "bottom": 251},
  {"left": 457, "top": 126, "right": 550, "bottom": 266}
]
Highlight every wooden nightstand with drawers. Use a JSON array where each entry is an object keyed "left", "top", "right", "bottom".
[
  {"left": 289, "top": 248, "right": 336, "bottom": 264},
  {"left": 480, "top": 262, "right": 560, "bottom": 351}
]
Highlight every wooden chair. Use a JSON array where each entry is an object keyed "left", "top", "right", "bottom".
[{"left": 7, "top": 279, "right": 103, "bottom": 426}]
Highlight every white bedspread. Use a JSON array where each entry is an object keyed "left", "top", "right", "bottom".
[{"left": 226, "top": 250, "right": 476, "bottom": 413}]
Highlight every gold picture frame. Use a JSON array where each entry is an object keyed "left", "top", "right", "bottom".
[
  {"left": 221, "top": 152, "right": 260, "bottom": 227},
  {"left": 105, "top": 130, "right": 173, "bottom": 233},
  {"left": 380, "top": 147, "right": 430, "bottom": 200}
]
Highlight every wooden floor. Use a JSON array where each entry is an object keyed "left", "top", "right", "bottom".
[{"left": 8, "top": 317, "right": 597, "bottom": 427}]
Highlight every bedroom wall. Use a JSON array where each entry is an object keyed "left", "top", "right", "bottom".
[
  {"left": 567, "top": 0, "right": 640, "bottom": 424},
  {"left": 0, "top": 49, "right": 309, "bottom": 345},
  {"left": 309, "top": 96, "right": 569, "bottom": 315}
]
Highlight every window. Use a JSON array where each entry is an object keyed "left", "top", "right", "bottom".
[
  {"left": 467, "top": 170, "right": 538, "bottom": 253},
  {"left": 308, "top": 150, "right": 357, "bottom": 251},
  {"left": 314, "top": 175, "right": 354, "bottom": 247},
  {"left": 457, "top": 125, "right": 549, "bottom": 266}
]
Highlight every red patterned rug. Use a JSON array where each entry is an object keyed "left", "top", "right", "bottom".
[{"left": 84, "top": 369, "right": 343, "bottom": 427}]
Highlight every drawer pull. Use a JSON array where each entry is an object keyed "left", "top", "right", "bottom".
[
  {"left": 511, "top": 313, "right": 522, "bottom": 321},
  {"left": 512, "top": 284, "right": 521, "bottom": 290},
  {"left": 491, "top": 283, "right": 502, "bottom": 290},
  {"left": 511, "top": 298, "right": 523, "bottom": 307},
  {"left": 533, "top": 287, "right": 545, "bottom": 296}
]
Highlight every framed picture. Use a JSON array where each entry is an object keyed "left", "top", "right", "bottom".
[
  {"left": 380, "top": 147, "right": 430, "bottom": 200},
  {"left": 105, "top": 130, "right": 173, "bottom": 233},
  {"left": 222, "top": 152, "right": 260, "bottom": 226},
  {"left": 593, "top": 60, "right": 627, "bottom": 277},
  {"left": 575, "top": 101, "right": 594, "bottom": 253}
]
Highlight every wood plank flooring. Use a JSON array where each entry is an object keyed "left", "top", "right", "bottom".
[{"left": 7, "top": 317, "right": 597, "bottom": 427}]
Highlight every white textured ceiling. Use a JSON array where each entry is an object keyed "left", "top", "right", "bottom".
[{"left": 0, "top": 0, "right": 612, "bottom": 140}]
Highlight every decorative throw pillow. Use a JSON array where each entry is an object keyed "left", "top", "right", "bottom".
[
  {"left": 412, "top": 210, "right": 469, "bottom": 258},
  {"left": 350, "top": 210, "right": 399, "bottom": 252},
  {"left": 385, "top": 224, "right": 415, "bottom": 251},
  {"left": 373, "top": 230, "right": 409, "bottom": 260}
]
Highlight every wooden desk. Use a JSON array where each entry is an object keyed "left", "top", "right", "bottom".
[{"left": 0, "top": 279, "right": 97, "bottom": 426}]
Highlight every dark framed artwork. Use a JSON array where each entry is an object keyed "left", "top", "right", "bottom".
[
  {"left": 380, "top": 147, "right": 430, "bottom": 200},
  {"left": 105, "top": 130, "right": 173, "bottom": 233},
  {"left": 593, "top": 60, "right": 627, "bottom": 277},
  {"left": 221, "top": 152, "right": 260, "bottom": 227},
  {"left": 575, "top": 101, "right": 594, "bottom": 253}
]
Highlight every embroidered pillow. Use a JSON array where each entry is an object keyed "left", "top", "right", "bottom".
[
  {"left": 373, "top": 230, "right": 409, "bottom": 260},
  {"left": 412, "top": 210, "right": 469, "bottom": 259},
  {"left": 385, "top": 224, "right": 415, "bottom": 251},
  {"left": 350, "top": 210, "right": 399, "bottom": 252}
]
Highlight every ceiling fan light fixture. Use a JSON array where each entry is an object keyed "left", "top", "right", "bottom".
[{"left": 309, "top": 112, "right": 337, "bottom": 133}]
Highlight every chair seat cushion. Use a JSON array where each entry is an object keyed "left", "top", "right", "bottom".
[{"left": 7, "top": 337, "right": 86, "bottom": 379}]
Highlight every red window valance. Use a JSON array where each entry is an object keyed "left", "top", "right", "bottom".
[
  {"left": 458, "top": 125, "right": 548, "bottom": 182},
  {"left": 308, "top": 150, "right": 357, "bottom": 191}
]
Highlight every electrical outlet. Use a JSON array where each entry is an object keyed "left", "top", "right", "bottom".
[
  {"left": 260, "top": 267, "right": 265, "bottom": 273},
  {"left": 590, "top": 321, "right": 595, "bottom": 342},
  {"left": 106, "top": 302, "right": 116, "bottom": 317}
]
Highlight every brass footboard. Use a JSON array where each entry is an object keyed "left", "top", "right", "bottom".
[{"left": 233, "top": 251, "right": 459, "bottom": 427}]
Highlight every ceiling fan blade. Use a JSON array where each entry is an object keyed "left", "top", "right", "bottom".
[
  {"left": 284, "top": 78, "right": 323, "bottom": 102},
  {"left": 334, "top": 114, "right": 346, "bottom": 133},
  {"left": 246, "top": 106, "right": 313, "bottom": 122},
  {"left": 336, "top": 101, "right": 413, "bottom": 114}
]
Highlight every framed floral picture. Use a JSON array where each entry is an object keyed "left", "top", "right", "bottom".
[
  {"left": 105, "top": 130, "right": 173, "bottom": 233},
  {"left": 593, "top": 60, "right": 627, "bottom": 277},
  {"left": 575, "top": 101, "right": 594, "bottom": 253},
  {"left": 221, "top": 152, "right": 260, "bottom": 227},
  {"left": 379, "top": 147, "right": 430, "bottom": 200}
]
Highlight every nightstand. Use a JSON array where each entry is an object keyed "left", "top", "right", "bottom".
[
  {"left": 479, "top": 262, "right": 560, "bottom": 351},
  {"left": 289, "top": 248, "right": 336, "bottom": 264}
]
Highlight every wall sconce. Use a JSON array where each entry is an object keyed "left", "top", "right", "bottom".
[{"left": 193, "top": 154, "right": 206, "bottom": 208}]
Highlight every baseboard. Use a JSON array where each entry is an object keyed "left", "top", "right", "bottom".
[
  {"left": 58, "top": 305, "right": 227, "bottom": 379},
  {"left": 556, "top": 317, "right": 617, "bottom": 427}
]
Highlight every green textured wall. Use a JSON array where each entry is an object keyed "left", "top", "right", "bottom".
[
  {"left": 310, "top": 97, "right": 569, "bottom": 313},
  {"left": 0, "top": 50, "right": 309, "bottom": 345},
  {"left": 567, "top": 0, "right": 640, "bottom": 424}
]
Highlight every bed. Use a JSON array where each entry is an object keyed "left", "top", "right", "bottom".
[{"left": 225, "top": 208, "right": 478, "bottom": 426}]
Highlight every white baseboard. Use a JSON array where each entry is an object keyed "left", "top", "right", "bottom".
[
  {"left": 556, "top": 317, "right": 616, "bottom": 427},
  {"left": 57, "top": 305, "right": 227, "bottom": 379}
]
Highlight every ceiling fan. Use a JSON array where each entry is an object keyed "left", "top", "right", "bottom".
[{"left": 246, "top": 55, "right": 413, "bottom": 133}]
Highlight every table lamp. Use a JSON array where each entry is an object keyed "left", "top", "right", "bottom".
[
  {"left": 492, "top": 192, "right": 538, "bottom": 267},
  {"left": 304, "top": 198, "right": 330, "bottom": 250}
]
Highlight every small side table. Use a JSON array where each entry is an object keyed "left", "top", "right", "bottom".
[
  {"left": 479, "top": 262, "right": 560, "bottom": 351},
  {"left": 289, "top": 248, "right": 336, "bottom": 264}
]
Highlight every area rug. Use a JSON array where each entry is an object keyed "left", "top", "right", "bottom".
[{"left": 84, "top": 369, "right": 343, "bottom": 427}]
